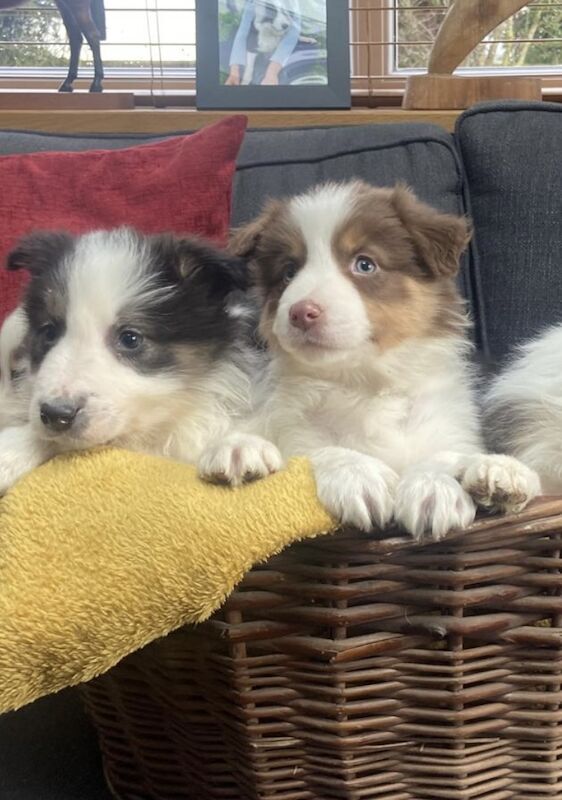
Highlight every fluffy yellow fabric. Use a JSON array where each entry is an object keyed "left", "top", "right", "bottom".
[{"left": 0, "top": 449, "right": 335, "bottom": 713}]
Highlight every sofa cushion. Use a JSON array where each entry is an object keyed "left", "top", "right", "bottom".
[
  {"left": 0, "top": 123, "right": 465, "bottom": 222},
  {"left": 0, "top": 116, "right": 246, "bottom": 323},
  {"left": 456, "top": 101, "right": 562, "bottom": 363},
  {"left": 0, "top": 122, "right": 483, "bottom": 346}
]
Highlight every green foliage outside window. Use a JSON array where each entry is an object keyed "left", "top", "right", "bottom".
[
  {"left": 396, "top": 0, "right": 562, "bottom": 70},
  {"left": 0, "top": 1, "right": 560, "bottom": 72},
  {"left": 0, "top": 0, "right": 66, "bottom": 66}
]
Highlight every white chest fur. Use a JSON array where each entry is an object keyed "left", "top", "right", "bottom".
[
  {"left": 307, "top": 387, "right": 411, "bottom": 466},
  {"left": 257, "top": 337, "right": 483, "bottom": 475}
]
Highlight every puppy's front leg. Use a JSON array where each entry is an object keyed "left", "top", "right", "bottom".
[
  {"left": 198, "top": 432, "right": 283, "bottom": 487},
  {"left": 395, "top": 453, "right": 477, "bottom": 542},
  {"left": 311, "top": 446, "right": 398, "bottom": 532},
  {"left": 0, "top": 424, "right": 50, "bottom": 495},
  {"left": 459, "top": 453, "right": 541, "bottom": 513}
]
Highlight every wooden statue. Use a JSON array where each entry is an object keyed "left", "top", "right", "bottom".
[{"left": 404, "top": 0, "right": 542, "bottom": 109}]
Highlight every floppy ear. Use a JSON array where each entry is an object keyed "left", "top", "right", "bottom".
[
  {"left": 391, "top": 185, "right": 471, "bottom": 278},
  {"left": 154, "top": 235, "right": 248, "bottom": 298},
  {"left": 7, "top": 231, "right": 74, "bottom": 274},
  {"left": 228, "top": 199, "right": 283, "bottom": 259}
]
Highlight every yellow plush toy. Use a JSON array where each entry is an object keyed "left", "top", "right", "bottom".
[{"left": 0, "top": 449, "right": 335, "bottom": 713}]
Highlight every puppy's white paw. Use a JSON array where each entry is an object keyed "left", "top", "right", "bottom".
[
  {"left": 198, "top": 433, "right": 283, "bottom": 487},
  {"left": 311, "top": 447, "right": 398, "bottom": 532},
  {"left": 461, "top": 454, "right": 541, "bottom": 513},
  {"left": 395, "top": 472, "right": 476, "bottom": 542},
  {"left": 0, "top": 457, "right": 24, "bottom": 496},
  {"left": 0, "top": 424, "right": 46, "bottom": 495}
]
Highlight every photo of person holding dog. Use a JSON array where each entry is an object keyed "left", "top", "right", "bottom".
[{"left": 219, "top": 0, "right": 327, "bottom": 87}]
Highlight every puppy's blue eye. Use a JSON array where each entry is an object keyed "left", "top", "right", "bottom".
[
  {"left": 40, "top": 322, "right": 58, "bottom": 343},
  {"left": 119, "top": 330, "right": 143, "bottom": 350},
  {"left": 352, "top": 256, "right": 378, "bottom": 275},
  {"left": 284, "top": 263, "right": 298, "bottom": 283}
]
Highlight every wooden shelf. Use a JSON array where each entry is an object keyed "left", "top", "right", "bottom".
[
  {"left": 0, "top": 92, "right": 135, "bottom": 111},
  {"left": 0, "top": 107, "right": 461, "bottom": 135}
]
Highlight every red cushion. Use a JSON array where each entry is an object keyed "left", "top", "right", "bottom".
[{"left": 0, "top": 116, "right": 247, "bottom": 324}]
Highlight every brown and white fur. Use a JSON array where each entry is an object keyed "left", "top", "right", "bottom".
[{"left": 200, "top": 181, "right": 540, "bottom": 540}]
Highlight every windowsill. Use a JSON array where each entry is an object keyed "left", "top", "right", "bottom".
[
  {"left": 0, "top": 105, "right": 466, "bottom": 134},
  {"left": 0, "top": 84, "right": 559, "bottom": 136}
]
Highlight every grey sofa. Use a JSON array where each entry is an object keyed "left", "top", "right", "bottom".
[{"left": 1, "top": 100, "right": 561, "bottom": 799}]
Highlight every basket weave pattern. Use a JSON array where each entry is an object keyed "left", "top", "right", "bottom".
[{"left": 83, "top": 499, "right": 562, "bottom": 800}]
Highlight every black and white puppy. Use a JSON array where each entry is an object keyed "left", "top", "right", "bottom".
[
  {"left": 241, "top": 0, "right": 298, "bottom": 84},
  {"left": 0, "top": 227, "right": 279, "bottom": 494}
]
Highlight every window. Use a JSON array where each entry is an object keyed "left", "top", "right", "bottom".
[
  {"left": 352, "top": 1, "right": 562, "bottom": 99},
  {"left": 0, "top": 0, "right": 196, "bottom": 90},
  {"left": 0, "top": 1, "right": 561, "bottom": 98}
]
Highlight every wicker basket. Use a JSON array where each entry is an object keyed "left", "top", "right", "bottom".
[{"left": 82, "top": 498, "right": 562, "bottom": 800}]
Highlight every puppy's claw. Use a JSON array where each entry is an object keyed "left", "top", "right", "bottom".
[
  {"left": 395, "top": 472, "right": 476, "bottom": 542},
  {"left": 461, "top": 454, "right": 541, "bottom": 513},
  {"left": 311, "top": 447, "right": 398, "bottom": 532}
]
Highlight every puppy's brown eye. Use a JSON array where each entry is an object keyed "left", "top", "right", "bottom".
[
  {"left": 283, "top": 263, "right": 298, "bottom": 283},
  {"left": 352, "top": 255, "right": 378, "bottom": 276}
]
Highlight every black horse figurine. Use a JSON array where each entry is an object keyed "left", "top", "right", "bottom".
[{"left": 0, "top": 0, "right": 106, "bottom": 92}]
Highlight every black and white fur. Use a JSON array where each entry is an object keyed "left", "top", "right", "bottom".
[
  {"left": 0, "top": 227, "right": 278, "bottom": 494},
  {"left": 0, "top": 306, "right": 31, "bottom": 430},
  {"left": 485, "top": 325, "right": 562, "bottom": 494},
  {"left": 241, "top": 0, "right": 297, "bottom": 84}
]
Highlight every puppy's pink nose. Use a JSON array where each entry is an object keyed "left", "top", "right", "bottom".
[{"left": 289, "top": 301, "right": 323, "bottom": 331}]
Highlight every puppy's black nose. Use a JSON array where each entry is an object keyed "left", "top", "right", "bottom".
[{"left": 40, "top": 401, "right": 79, "bottom": 432}]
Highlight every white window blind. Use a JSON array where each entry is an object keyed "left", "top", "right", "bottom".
[
  {"left": 0, "top": 1, "right": 560, "bottom": 96},
  {"left": 352, "top": 0, "right": 562, "bottom": 98}
]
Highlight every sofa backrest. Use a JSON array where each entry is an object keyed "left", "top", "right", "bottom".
[
  {"left": 0, "top": 117, "right": 494, "bottom": 355},
  {"left": 456, "top": 101, "right": 562, "bottom": 363}
]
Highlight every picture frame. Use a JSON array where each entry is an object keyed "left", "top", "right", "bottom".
[{"left": 196, "top": 0, "right": 350, "bottom": 110}]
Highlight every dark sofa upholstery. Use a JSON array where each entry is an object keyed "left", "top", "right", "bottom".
[
  {"left": 456, "top": 101, "right": 562, "bottom": 362},
  {"left": 1, "top": 100, "right": 560, "bottom": 799}
]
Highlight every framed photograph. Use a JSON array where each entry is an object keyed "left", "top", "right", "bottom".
[{"left": 196, "top": 0, "right": 350, "bottom": 110}]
